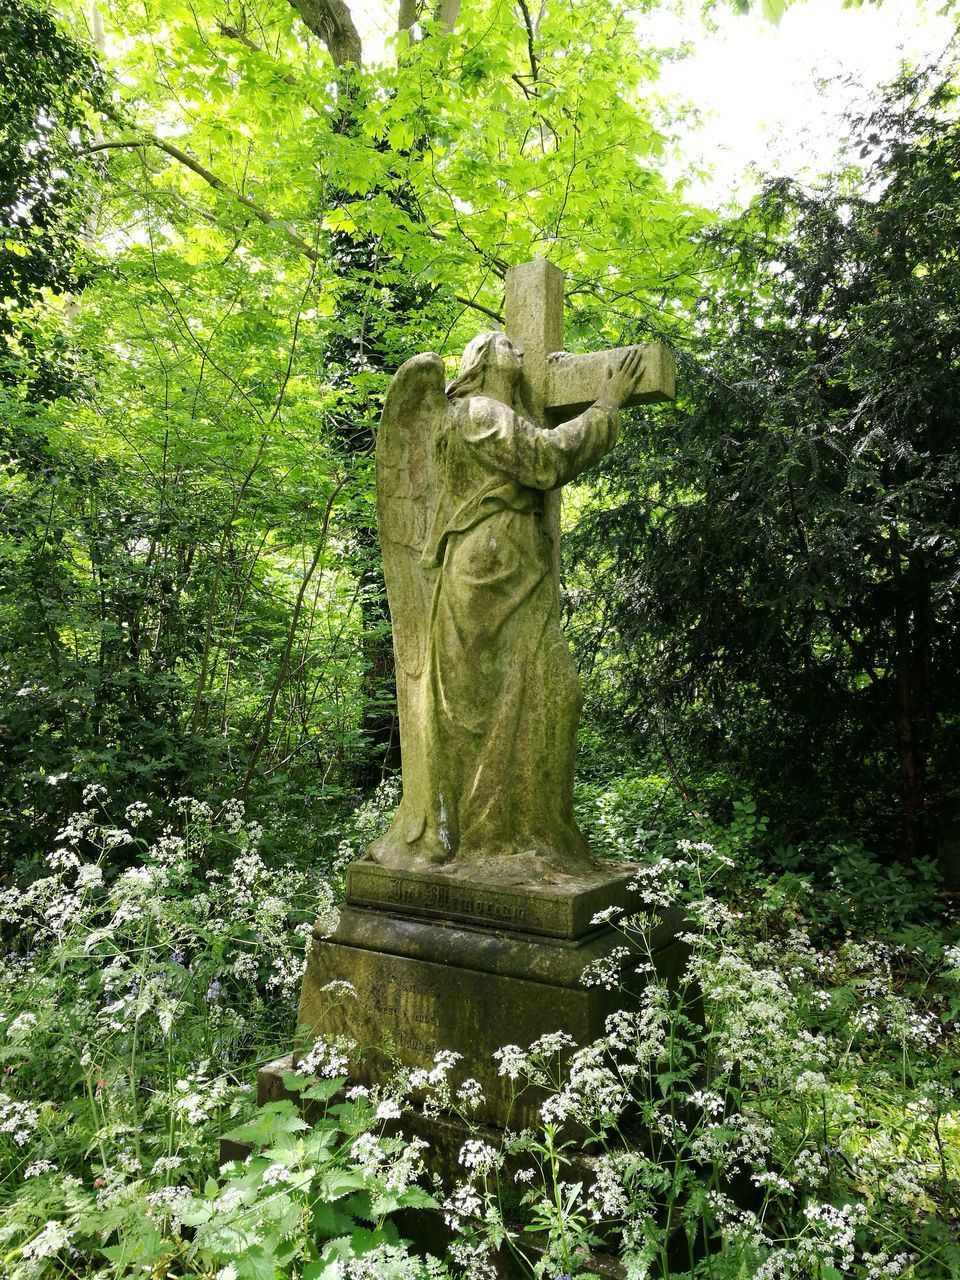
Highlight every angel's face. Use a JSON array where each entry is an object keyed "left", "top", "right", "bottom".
[{"left": 488, "top": 333, "right": 523, "bottom": 383}]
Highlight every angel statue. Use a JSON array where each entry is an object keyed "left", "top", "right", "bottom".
[{"left": 367, "top": 331, "right": 645, "bottom": 880}]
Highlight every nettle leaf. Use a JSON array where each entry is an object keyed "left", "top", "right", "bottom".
[
  {"left": 223, "top": 1100, "right": 310, "bottom": 1148},
  {"left": 311, "top": 1200, "right": 358, "bottom": 1240},
  {"left": 297, "top": 1075, "right": 346, "bottom": 1104},
  {"left": 101, "top": 1223, "right": 165, "bottom": 1268},
  {"left": 319, "top": 1169, "right": 371, "bottom": 1202},
  {"left": 234, "top": 1244, "right": 280, "bottom": 1280},
  {"left": 282, "top": 1070, "right": 312, "bottom": 1092},
  {"left": 303, "top": 1260, "right": 346, "bottom": 1280},
  {"left": 321, "top": 1226, "right": 389, "bottom": 1262},
  {"left": 340, "top": 1190, "right": 376, "bottom": 1224},
  {"left": 395, "top": 1185, "right": 439, "bottom": 1210}
]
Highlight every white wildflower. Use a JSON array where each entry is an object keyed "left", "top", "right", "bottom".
[
  {"left": 22, "top": 1220, "right": 71, "bottom": 1259},
  {"left": 590, "top": 905, "right": 625, "bottom": 925},
  {"left": 528, "top": 1030, "right": 576, "bottom": 1057},
  {"left": 124, "top": 801, "right": 151, "bottom": 827},
  {"left": 689, "top": 1089, "right": 725, "bottom": 1116},
  {"left": 75, "top": 864, "right": 103, "bottom": 890},
  {"left": 300, "top": 1035, "right": 354, "bottom": 1079},
  {"left": 581, "top": 946, "right": 631, "bottom": 990},
  {"left": 458, "top": 1140, "right": 502, "bottom": 1176},
  {"left": 492, "top": 1044, "right": 529, "bottom": 1079},
  {"left": 320, "top": 979, "right": 357, "bottom": 999},
  {"left": 8, "top": 1012, "right": 38, "bottom": 1039},
  {"left": 456, "top": 1077, "right": 484, "bottom": 1110},
  {"left": 443, "top": 1182, "right": 484, "bottom": 1231},
  {"left": 586, "top": 1153, "right": 630, "bottom": 1220},
  {"left": 794, "top": 1070, "right": 828, "bottom": 1096}
]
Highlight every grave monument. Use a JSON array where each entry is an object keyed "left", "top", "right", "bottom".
[{"left": 295, "top": 258, "right": 683, "bottom": 1126}]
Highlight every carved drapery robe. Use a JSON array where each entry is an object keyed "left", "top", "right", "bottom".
[{"left": 369, "top": 387, "right": 619, "bottom": 872}]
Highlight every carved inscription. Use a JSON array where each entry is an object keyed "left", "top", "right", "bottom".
[
  {"left": 347, "top": 862, "right": 552, "bottom": 929},
  {"left": 382, "top": 875, "right": 531, "bottom": 926},
  {"left": 366, "top": 975, "right": 444, "bottom": 1058}
]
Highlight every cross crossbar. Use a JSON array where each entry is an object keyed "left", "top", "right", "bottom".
[{"left": 504, "top": 258, "right": 675, "bottom": 425}]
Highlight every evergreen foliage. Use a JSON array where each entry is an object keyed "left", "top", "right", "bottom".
[{"left": 572, "top": 66, "right": 960, "bottom": 872}]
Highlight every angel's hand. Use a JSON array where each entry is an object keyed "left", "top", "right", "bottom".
[{"left": 603, "top": 346, "right": 645, "bottom": 408}]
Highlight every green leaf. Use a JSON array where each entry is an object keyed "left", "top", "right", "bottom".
[
  {"left": 311, "top": 1201, "right": 359, "bottom": 1240},
  {"left": 303, "top": 1262, "right": 345, "bottom": 1280},
  {"left": 395, "top": 1185, "right": 439, "bottom": 1210},
  {"left": 300, "top": 1076, "right": 347, "bottom": 1103},
  {"left": 235, "top": 1244, "right": 280, "bottom": 1280}
]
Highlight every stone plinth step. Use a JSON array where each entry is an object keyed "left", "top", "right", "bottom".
[{"left": 346, "top": 857, "right": 652, "bottom": 940}]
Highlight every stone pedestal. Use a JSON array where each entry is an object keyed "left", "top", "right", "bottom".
[{"left": 297, "top": 858, "right": 685, "bottom": 1129}]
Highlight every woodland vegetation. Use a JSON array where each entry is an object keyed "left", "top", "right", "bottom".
[{"left": 2, "top": 0, "right": 959, "bottom": 1276}]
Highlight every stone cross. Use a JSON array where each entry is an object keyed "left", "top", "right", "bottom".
[
  {"left": 504, "top": 257, "right": 676, "bottom": 423},
  {"left": 504, "top": 257, "right": 676, "bottom": 566}
]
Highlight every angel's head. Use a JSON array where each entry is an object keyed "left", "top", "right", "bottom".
[{"left": 447, "top": 331, "right": 523, "bottom": 403}]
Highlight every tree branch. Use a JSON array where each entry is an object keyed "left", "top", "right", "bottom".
[
  {"left": 92, "top": 124, "right": 323, "bottom": 264},
  {"left": 459, "top": 295, "right": 503, "bottom": 323},
  {"left": 95, "top": 123, "right": 502, "bottom": 323},
  {"left": 515, "top": 0, "right": 539, "bottom": 84}
]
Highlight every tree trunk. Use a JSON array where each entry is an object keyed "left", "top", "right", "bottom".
[{"left": 285, "top": 0, "right": 362, "bottom": 65}]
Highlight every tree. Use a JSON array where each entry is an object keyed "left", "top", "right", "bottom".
[
  {"left": 571, "top": 62, "right": 960, "bottom": 872},
  {"left": 0, "top": 0, "right": 103, "bottom": 394}
]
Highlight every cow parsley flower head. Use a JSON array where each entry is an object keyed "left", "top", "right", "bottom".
[
  {"left": 458, "top": 1139, "right": 502, "bottom": 1175},
  {"left": 456, "top": 1077, "right": 484, "bottom": 1110},
  {"left": 22, "top": 1220, "right": 72, "bottom": 1259},
  {"left": 492, "top": 1044, "right": 529, "bottom": 1079},
  {"left": 300, "top": 1034, "right": 355, "bottom": 1079}
]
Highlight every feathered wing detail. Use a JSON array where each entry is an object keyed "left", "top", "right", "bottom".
[
  {"left": 372, "top": 352, "right": 448, "bottom": 860},
  {"left": 376, "top": 352, "right": 445, "bottom": 678}
]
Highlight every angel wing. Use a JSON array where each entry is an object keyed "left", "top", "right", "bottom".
[{"left": 376, "top": 351, "right": 447, "bottom": 679}]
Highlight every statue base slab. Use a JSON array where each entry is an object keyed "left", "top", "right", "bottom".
[
  {"left": 297, "top": 864, "right": 686, "bottom": 1129},
  {"left": 346, "top": 856, "right": 642, "bottom": 939}
]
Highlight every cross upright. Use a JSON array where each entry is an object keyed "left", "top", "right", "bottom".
[{"left": 503, "top": 257, "right": 676, "bottom": 561}]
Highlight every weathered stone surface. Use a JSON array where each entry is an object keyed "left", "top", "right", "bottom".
[
  {"left": 547, "top": 342, "right": 676, "bottom": 417},
  {"left": 504, "top": 258, "right": 564, "bottom": 422},
  {"left": 297, "top": 900, "right": 687, "bottom": 1129},
  {"left": 346, "top": 857, "right": 654, "bottom": 939}
]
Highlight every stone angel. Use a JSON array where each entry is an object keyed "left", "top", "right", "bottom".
[{"left": 367, "top": 331, "right": 645, "bottom": 881}]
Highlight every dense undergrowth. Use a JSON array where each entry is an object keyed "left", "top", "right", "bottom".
[{"left": 0, "top": 778, "right": 957, "bottom": 1279}]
